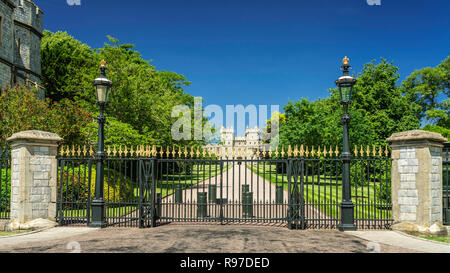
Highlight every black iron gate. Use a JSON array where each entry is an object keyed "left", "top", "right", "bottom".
[
  {"left": 153, "top": 158, "right": 289, "bottom": 226},
  {"left": 56, "top": 145, "right": 392, "bottom": 229}
]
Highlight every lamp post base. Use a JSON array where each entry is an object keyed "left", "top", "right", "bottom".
[
  {"left": 338, "top": 223, "right": 357, "bottom": 232},
  {"left": 89, "top": 220, "right": 108, "bottom": 228},
  {"left": 90, "top": 199, "right": 107, "bottom": 228},
  {"left": 339, "top": 201, "right": 356, "bottom": 231}
]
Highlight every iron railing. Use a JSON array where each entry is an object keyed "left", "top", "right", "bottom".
[
  {"left": 0, "top": 147, "right": 11, "bottom": 220},
  {"left": 352, "top": 156, "right": 392, "bottom": 229},
  {"left": 57, "top": 157, "right": 92, "bottom": 226},
  {"left": 56, "top": 144, "right": 393, "bottom": 229}
]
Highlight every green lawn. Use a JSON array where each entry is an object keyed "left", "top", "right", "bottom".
[
  {"left": 60, "top": 205, "right": 137, "bottom": 218},
  {"left": 0, "top": 230, "right": 31, "bottom": 237},
  {"left": 1, "top": 168, "right": 11, "bottom": 217},
  {"left": 0, "top": 211, "right": 9, "bottom": 218},
  {"left": 248, "top": 164, "right": 392, "bottom": 221},
  {"left": 153, "top": 163, "right": 231, "bottom": 198},
  {"left": 419, "top": 236, "right": 450, "bottom": 243}
]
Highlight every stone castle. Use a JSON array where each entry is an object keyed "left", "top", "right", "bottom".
[
  {"left": 0, "top": 0, "right": 43, "bottom": 90},
  {"left": 207, "top": 126, "right": 266, "bottom": 159}
]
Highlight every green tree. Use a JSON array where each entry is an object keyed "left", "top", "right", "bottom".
[
  {"left": 41, "top": 31, "right": 97, "bottom": 104},
  {"left": 81, "top": 115, "right": 157, "bottom": 147},
  {"left": 96, "top": 36, "right": 197, "bottom": 146},
  {"left": 41, "top": 31, "right": 210, "bottom": 147},
  {"left": 279, "top": 59, "right": 421, "bottom": 148},
  {"left": 402, "top": 56, "right": 449, "bottom": 128}
]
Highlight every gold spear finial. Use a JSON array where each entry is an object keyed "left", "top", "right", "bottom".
[{"left": 100, "top": 59, "right": 106, "bottom": 67}]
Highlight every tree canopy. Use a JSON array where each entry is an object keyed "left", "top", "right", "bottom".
[
  {"left": 401, "top": 56, "right": 449, "bottom": 138},
  {"left": 40, "top": 31, "right": 201, "bottom": 147},
  {"left": 276, "top": 58, "right": 446, "bottom": 148},
  {"left": 1, "top": 30, "right": 447, "bottom": 147}
]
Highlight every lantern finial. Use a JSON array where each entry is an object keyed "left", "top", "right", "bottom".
[
  {"left": 100, "top": 59, "right": 106, "bottom": 67},
  {"left": 343, "top": 56, "right": 349, "bottom": 65}
]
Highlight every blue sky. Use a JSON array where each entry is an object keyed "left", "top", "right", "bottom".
[{"left": 35, "top": 0, "right": 449, "bottom": 135}]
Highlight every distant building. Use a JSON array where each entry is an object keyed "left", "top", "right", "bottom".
[
  {"left": 206, "top": 126, "right": 266, "bottom": 159},
  {"left": 0, "top": 0, "right": 43, "bottom": 91}
]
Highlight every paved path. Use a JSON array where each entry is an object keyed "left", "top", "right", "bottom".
[
  {"left": 108, "top": 163, "right": 326, "bottom": 227},
  {"left": 160, "top": 163, "right": 329, "bottom": 225},
  {"left": 348, "top": 230, "right": 450, "bottom": 253},
  {"left": 1, "top": 225, "right": 448, "bottom": 253},
  {"left": 161, "top": 163, "right": 290, "bottom": 222},
  {"left": 0, "top": 225, "right": 419, "bottom": 253},
  {"left": 165, "top": 163, "right": 289, "bottom": 203},
  {"left": 0, "top": 227, "right": 96, "bottom": 248}
]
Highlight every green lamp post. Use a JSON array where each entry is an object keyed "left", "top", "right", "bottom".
[
  {"left": 335, "top": 56, "right": 357, "bottom": 231},
  {"left": 90, "top": 60, "right": 112, "bottom": 228}
]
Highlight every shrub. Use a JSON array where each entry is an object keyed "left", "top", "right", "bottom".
[
  {"left": 0, "top": 86, "right": 91, "bottom": 146},
  {"left": 58, "top": 164, "right": 135, "bottom": 209},
  {"left": 0, "top": 168, "right": 10, "bottom": 212}
]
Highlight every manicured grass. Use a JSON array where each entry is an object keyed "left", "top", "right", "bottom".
[
  {"left": 154, "top": 163, "right": 231, "bottom": 198},
  {"left": 248, "top": 164, "right": 392, "bottom": 221},
  {"left": 1, "top": 168, "right": 11, "bottom": 215},
  {"left": 0, "top": 211, "right": 9, "bottom": 218},
  {"left": 419, "top": 236, "right": 450, "bottom": 243},
  {"left": 60, "top": 205, "right": 137, "bottom": 218},
  {"left": 0, "top": 230, "right": 31, "bottom": 237}
]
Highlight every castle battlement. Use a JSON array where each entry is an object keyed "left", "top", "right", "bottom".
[
  {"left": 211, "top": 126, "right": 264, "bottom": 159},
  {"left": 0, "top": 0, "right": 42, "bottom": 90},
  {"left": 15, "top": 0, "right": 44, "bottom": 32}
]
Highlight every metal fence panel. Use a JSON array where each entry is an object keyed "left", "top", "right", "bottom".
[
  {"left": 56, "top": 145, "right": 393, "bottom": 230},
  {"left": 0, "top": 147, "right": 10, "bottom": 220}
]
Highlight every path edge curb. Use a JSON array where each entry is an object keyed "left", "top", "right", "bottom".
[
  {"left": 393, "top": 230, "right": 450, "bottom": 247},
  {"left": 0, "top": 226, "right": 54, "bottom": 239}
]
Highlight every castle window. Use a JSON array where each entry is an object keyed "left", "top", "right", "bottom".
[
  {"left": 34, "top": 43, "right": 38, "bottom": 67},
  {"left": 0, "top": 16, "right": 2, "bottom": 45},
  {"left": 17, "top": 38, "right": 21, "bottom": 55},
  {"left": 36, "top": 12, "right": 40, "bottom": 26}
]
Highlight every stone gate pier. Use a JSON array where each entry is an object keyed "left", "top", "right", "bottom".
[
  {"left": 6, "top": 130, "right": 63, "bottom": 230},
  {"left": 387, "top": 130, "right": 448, "bottom": 235}
]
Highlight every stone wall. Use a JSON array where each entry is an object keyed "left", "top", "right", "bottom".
[
  {"left": 0, "top": 1, "right": 14, "bottom": 60},
  {"left": 0, "top": 62, "right": 11, "bottom": 88},
  {"left": 430, "top": 146, "right": 442, "bottom": 223},
  {"left": 396, "top": 147, "right": 419, "bottom": 221},
  {"left": 0, "top": 0, "right": 42, "bottom": 89},
  {"left": 14, "top": 0, "right": 43, "bottom": 75},
  {"left": 14, "top": 0, "right": 43, "bottom": 32},
  {"left": 0, "top": 0, "right": 14, "bottom": 88}
]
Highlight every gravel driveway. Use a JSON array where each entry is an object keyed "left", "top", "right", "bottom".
[{"left": 0, "top": 224, "right": 419, "bottom": 253}]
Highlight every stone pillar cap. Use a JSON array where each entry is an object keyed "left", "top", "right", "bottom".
[
  {"left": 7, "top": 130, "right": 63, "bottom": 143},
  {"left": 386, "top": 130, "right": 447, "bottom": 143}
]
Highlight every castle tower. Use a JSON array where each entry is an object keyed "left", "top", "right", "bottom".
[
  {"left": 210, "top": 125, "right": 263, "bottom": 160},
  {"left": 220, "top": 126, "right": 234, "bottom": 147},
  {"left": 245, "top": 126, "right": 260, "bottom": 147},
  {"left": 0, "top": 0, "right": 43, "bottom": 90}
]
